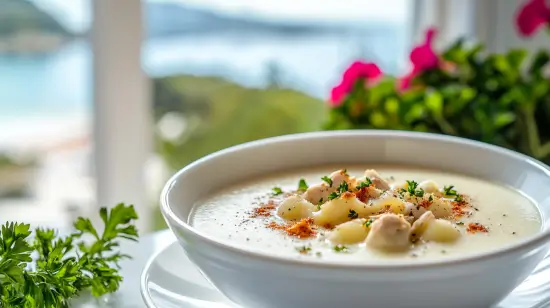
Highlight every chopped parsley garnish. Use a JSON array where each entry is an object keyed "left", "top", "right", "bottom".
[
  {"left": 328, "top": 181, "right": 351, "bottom": 200},
  {"left": 338, "top": 181, "right": 349, "bottom": 193},
  {"left": 454, "top": 194, "right": 464, "bottom": 202},
  {"left": 296, "top": 246, "right": 312, "bottom": 254},
  {"left": 328, "top": 192, "right": 339, "bottom": 200},
  {"left": 297, "top": 178, "right": 309, "bottom": 192},
  {"left": 321, "top": 176, "right": 333, "bottom": 187},
  {"left": 348, "top": 209, "right": 358, "bottom": 219},
  {"left": 355, "top": 178, "right": 372, "bottom": 190},
  {"left": 272, "top": 187, "right": 283, "bottom": 195},
  {"left": 428, "top": 195, "right": 433, "bottom": 202},
  {"left": 364, "top": 218, "right": 374, "bottom": 228},
  {"left": 317, "top": 198, "right": 323, "bottom": 210},
  {"left": 406, "top": 180, "right": 424, "bottom": 197},
  {"left": 406, "top": 180, "right": 419, "bottom": 195},
  {"left": 443, "top": 185, "right": 457, "bottom": 196},
  {"left": 333, "top": 245, "right": 349, "bottom": 252},
  {"left": 456, "top": 222, "right": 465, "bottom": 225},
  {"left": 414, "top": 188, "right": 425, "bottom": 197}
]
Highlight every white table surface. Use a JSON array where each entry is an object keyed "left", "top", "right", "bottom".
[{"left": 75, "top": 229, "right": 176, "bottom": 308}]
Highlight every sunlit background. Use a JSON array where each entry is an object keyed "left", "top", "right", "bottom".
[{"left": 0, "top": 0, "right": 540, "bottom": 233}]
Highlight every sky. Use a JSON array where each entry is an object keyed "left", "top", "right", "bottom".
[{"left": 32, "top": 0, "right": 410, "bottom": 33}]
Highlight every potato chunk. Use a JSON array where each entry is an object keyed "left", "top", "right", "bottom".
[
  {"left": 368, "top": 193, "right": 406, "bottom": 215},
  {"left": 427, "top": 198, "right": 452, "bottom": 218},
  {"left": 418, "top": 180, "right": 439, "bottom": 193},
  {"left": 365, "top": 213, "right": 411, "bottom": 252},
  {"left": 410, "top": 211, "right": 435, "bottom": 241},
  {"left": 277, "top": 195, "right": 315, "bottom": 220},
  {"left": 328, "top": 219, "right": 369, "bottom": 244},
  {"left": 313, "top": 193, "right": 368, "bottom": 227},
  {"left": 422, "top": 219, "right": 461, "bottom": 243}
]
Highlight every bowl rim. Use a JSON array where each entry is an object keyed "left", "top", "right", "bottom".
[{"left": 160, "top": 130, "right": 550, "bottom": 270}]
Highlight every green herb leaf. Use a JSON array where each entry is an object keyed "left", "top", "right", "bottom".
[
  {"left": 355, "top": 178, "right": 372, "bottom": 190},
  {"left": 406, "top": 180, "right": 419, "bottom": 195},
  {"left": 321, "top": 176, "right": 333, "bottom": 187},
  {"left": 348, "top": 209, "right": 359, "bottom": 219},
  {"left": 295, "top": 246, "right": 311, "bottom": 254},
  {"left": 364, "top": 218, "right": 374, "bottom": 228},
  {"left": 443, "top": 185, "right": 457, "bottom": 196},
  {"left": 0, "top": 203, "right": 139, "bottom": 307},
  {"left": 333, "top": 245, "right": 349, "bottom": 252},
  {"left": 297, "top": 178, "right": 309, "bottom": 192},
  {"left": 454, "top": 194, "right": 464, "bottom": 202},
  {"left": 337, "top": 181, "right": 349, "bottom": 193},
  {"left": 272, "top": 187, "right": 283, "bottom": 195},
  {"left": 328, "top": 192, "right": 339, "bottom": 200}
]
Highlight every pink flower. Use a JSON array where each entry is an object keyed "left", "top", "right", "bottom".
[
  {"left": 410, "top": 28, "right": 438, "bottom": 71},
  {"left": 330, "top": 83, "right": 350, "bottom": 106},
  {"left": 516, "top": 0, "right": 550, "bottom": 36},
  {"left": 399, "top": 28, "right": 438, "bottom": 90},
  {"left": 330, "top": 61, "right": 382, "bottom": 106}
]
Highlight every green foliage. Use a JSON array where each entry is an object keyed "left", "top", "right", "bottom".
[
  {"left": 0, "top": 203, "right": 138, "bottom": 307},
  {"left": 325, "top": 41, "right": 550, "bottom": 164},
  {"left": 153, "top": 75, "right": 327, "bottom": 171}
]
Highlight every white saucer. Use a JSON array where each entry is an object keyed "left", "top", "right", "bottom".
[{"left": 141, "top": 242, "right": 550, "bottom": 308}]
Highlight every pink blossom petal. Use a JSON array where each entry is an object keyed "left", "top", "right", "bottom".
[
  {"left": 342, "top": 61, "right": 383, "bottom": 84},
  {"left": 329, "top": 83, "right": 349, "bottom": 106},
  {"left": 516, "top": 0, "right": 550, "bottom": 36},
  {"left": 410, "top": 28, "right": 439, "bottom": 71}
]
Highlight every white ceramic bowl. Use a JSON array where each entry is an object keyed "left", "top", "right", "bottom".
[{"left": 160, "top": 130, "right": 550, "bottom": 308}]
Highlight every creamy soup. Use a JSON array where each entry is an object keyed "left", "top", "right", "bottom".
[{"left": 190, "top": 165, "right": 541, "bottom": 262}]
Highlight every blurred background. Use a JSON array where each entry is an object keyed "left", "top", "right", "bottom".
[{"left": 0, "top": 0, "right": 545, "bottom": 233}]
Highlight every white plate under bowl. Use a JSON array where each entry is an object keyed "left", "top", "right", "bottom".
[{"left": 141, "top": 242, "right": 550, "bottom": 308}]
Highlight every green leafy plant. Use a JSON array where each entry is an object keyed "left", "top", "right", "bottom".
[
  {"left": 325, "top": 0, "right": 550, "bottom": 165},
  {"left": 0, "top": 203, "right": 138, "bottom": 307}
]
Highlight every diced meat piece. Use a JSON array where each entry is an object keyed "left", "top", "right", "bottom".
[{"left": 365, "top": 213, "right": 411, "bottom": 252}]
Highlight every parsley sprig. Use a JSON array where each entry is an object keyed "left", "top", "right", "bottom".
[
  {"left": 271, "top": 187, "right": 283, "bottom": 195},
  {"left": 321, "top": 176, "right": 333, "bottom": 187},
  {"left": 355, "top": 178, "right": 372, "bottom": 190},
  {"left": 328, "top": 181, "right": 349, "bottom": 200},
  {"left": 348, "top": 209, "right": 358, "bottom": 219},
  {"left": 443, "top": 185, "right": 457, "bottom": 196},
  {"left": 364, "top": 218, "right": 374, "bottom": 228},
  {"left": 405, "top": 180, "right": 425, "bottom": 197},
  {"left": 0, "top": 203, "right": 139, "bottom": 307},
  {"left": 297, "top": 178, "right": 309, "bottom": 192}
]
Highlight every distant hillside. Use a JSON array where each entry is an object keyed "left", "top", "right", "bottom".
[
  {"left": 144, "top": 2, "right": 359, "bottom": 38},
  {"left": 0, "top": 0, "right": 72, "bottom": 53},
  {"left": 0, "top": 0, "right": 396, "bottom": 53},
  {"left": 0, "top": 0, "right": 70, "bottom": 37}
]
